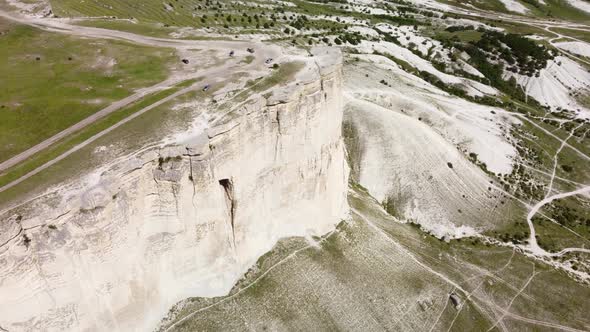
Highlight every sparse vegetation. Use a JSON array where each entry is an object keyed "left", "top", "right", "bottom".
[
  {"left": 3, "top": 1, "right": 590, "bottom": 330},
  {"left": 0, "top": 19, "right": 176, "bottom": 162},
  {"left": 0, "top": 79, "right": 196, "bottom": 189}
]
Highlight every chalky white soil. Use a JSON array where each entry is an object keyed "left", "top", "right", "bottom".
[{"left": 344, "top": 55, "right": 518, "bottom": 239}]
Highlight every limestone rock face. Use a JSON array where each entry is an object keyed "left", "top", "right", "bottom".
[{"left": 0, "top": 48, "right": 348, "bottom": 332}]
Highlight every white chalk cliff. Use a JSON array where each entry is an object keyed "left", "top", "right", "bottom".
[{"left": 0, "top": 47, "right": 349, "bottom": 331}]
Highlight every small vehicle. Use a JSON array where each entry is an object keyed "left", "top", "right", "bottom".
[
  {"left": 229, "top": 50, "right": 235, "bottom": 57},
  {"left": 246, "top": 47, "right": 255, "bottom": 54},
  {"left": 202, "top": 84, "right": 210, "bottom": 92},
  {"left": 264, "top": 58, "right": 273, "bottom": 64}
]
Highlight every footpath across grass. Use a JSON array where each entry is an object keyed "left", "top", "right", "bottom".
[
  {"left": 0, "top": 79, "right": 197, "bottom": 189},
  {"left": 0, "top": 18, "right": 177, "bottom": 162}
]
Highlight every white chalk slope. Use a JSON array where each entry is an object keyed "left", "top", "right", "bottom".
[
  {"left": 345, "top": 55, "right": 518, "bottom": 239},
  {"left": 0, "top": 48, "right": 349, "bottom": 332},
  {"left": 567, "top": 0, "right": 590, "bottom": 13},
  {"left": 498, "top": 0, "right": 529, "bottom": 14},
  {"left": 510, "top": 56, "right": 590, "bottom": 118},
  {"left": 554, "top": 40, "right": 590, "bottom": 58},
  {"left": 356, "top": 38, "right": 498, "bottom": 98}
]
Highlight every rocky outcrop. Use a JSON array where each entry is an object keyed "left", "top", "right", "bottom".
[{"left": 0, "top": 47, "right": 348, "bottom": 331}]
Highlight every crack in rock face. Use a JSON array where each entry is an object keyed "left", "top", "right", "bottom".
[
  {"left": 218, "top": 178, "right": 236, "bottom": 247},
  {"left": 0, "top": 47, "right": 349, "bottom": 332}
]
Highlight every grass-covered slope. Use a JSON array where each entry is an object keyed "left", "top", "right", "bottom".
[
  {"left": 0, "top": 18, "right": 176, "bottom": 162},
  {"left": 158, "top": 185, "right": 590, "bottom": 332},
  {"left": 440, "top": 0, "right": 590, "bottom": 22}
]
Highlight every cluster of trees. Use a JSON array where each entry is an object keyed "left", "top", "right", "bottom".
[
  {"left": 431, "top": 26, "right": 553, "bottom": 107},
  {"left": 197, "top": 9, "right": 277, "bottom": 29},
  {"left": 498, "top": 229, "right": 529, "bottom": 244},
  {"left": 550, "top": 203, "right": 590, "bottom": 227},
  {"left": 490, "top": 220, "right": 530, "bottom": 245},
  {"left": 444, "top": 25, "right": 474, "bottom": 33},
  {"left": 454, "top": 41, "right": 544, "bottom": 107},
  {"left": 310, "top": 0, "right": 348, "bottom": 3},
  {"left": 521, "top": 0, "right": 541, "bottom": 8},
  {"left": 289, "top": 15, "right": 310, "bottom": 30},
  {"left": 418, "top": 70, "right": 467, "bottom": 98},
  {"left": 334, "top": 31, "right": 362, "bottom": 45},
  {"left": 373, "top": 13, "right": 422, "bottom": 26},
  {"left": 474, "top": 30, "right": 553, "bottom": 77}
]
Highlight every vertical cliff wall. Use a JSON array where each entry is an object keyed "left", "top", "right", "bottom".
[{"left": 0, "top": 47, "right": 348, "bottom": 332}]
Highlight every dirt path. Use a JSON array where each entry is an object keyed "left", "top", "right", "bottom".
[
  {"left": 0, "top": 9, "right": 282, "bottom": 176},
  {"left": 161, "top": 228, "right": 337, "bottom": 332},
  {"left": 0, "top": 77, "right": 188, "bottom": 173},
  {"left": 545, "top": 122, "right": 585, "bottom": 198},
  {"left": 0, "top": 84, "right": 199, "bottom": 193},
  {"left": 0, "top": 9, "right": 272, "bottom": 52},
  {"left": 526, "top": 185, "right": 590, "bottom": 256},
  {"left": 353, "top": 208, "right": 586, "bottom": 332},
  {"left": 544, "top": 26, "right": 590, "bottom": 66}
]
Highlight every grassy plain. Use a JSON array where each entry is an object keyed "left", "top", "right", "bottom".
[{"left": 0, "top": 18, "right": 176, "bottom": 162}]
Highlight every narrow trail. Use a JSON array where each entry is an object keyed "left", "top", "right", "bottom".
[
  {"left": 498, "top": 310, "right": 587, "bottom": 332},
  {"left": 544, "top": 26, "right": 590, "bottom": 66},
  {"left": 551, "top": 247, "right": 590, "bottom": 256},
  {"left": 509, "top": 112, "right": 590, "bottom": 162},
  {"left": 0, "top": 77, "right": 194, "bottom": 174},
  {"left": 486, "top": 264, "right": 538, "bottom": 332},
  {"left": 545, "top": 122, "right": 585, "bottom": 198},
  {"left": 0, "top": 8, "right": 281, "bottom": 178},
  {"left": 352, "top": 208, "right": 585, "bottom": 332},
  {"left": 0, "top": 84, "right": 199, "bottom": 194},
  {"left": 161, "top": 229, "right": 337, "bottom": 332},
  {"left": 526, "top": 185, "right": 590, "bottom": 256},
  {"left": 517, "top": 162, "right": 586, "bottom": 187}
]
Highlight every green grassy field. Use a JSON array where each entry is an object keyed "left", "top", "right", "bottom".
[
  {"left": 53, "top": 0, "right": 355, "bottom": 41},
  {"left": 51, "top": 0, "right": 279, "bottom": 29},
  {"left": 553, "top": 27, "right": 590, "bottom": 43},
  {"left": 0, "top": 79, "right": 196, "bottom": 189},
  {"left": 75, "top": 19, "right": 177, "bottom": 38},
  {"left": 0, "top": 79, "right": 208, "bottom": 207},
  {"left": 74, "top": 19, "right": 235, "bottom": 39},
  {"left": 0, "top": 18, "right": 177, "bottom": 163},
  {"left": 0, "top": 60, "right": 305, "bottom": 208}
]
